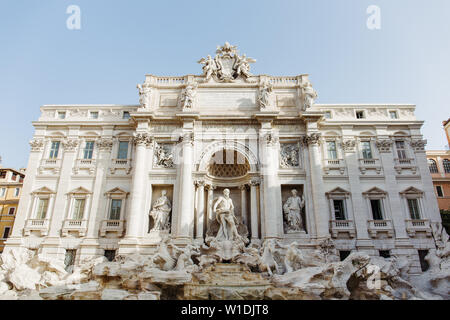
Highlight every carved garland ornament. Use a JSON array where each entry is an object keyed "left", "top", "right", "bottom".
[
  {"left": 375, "top": 139, "right": 393, "bottom": 153},
  {"left": 96, "top": 138, "right": 113, "bottom": 151},
  {"left": 133, "top": 133, "right": 153, "bottom": 146},
  {"left": 409, "top": 139, "right": 427, "bottom": 152},
  {"left": 29, "top": 139, "right": 44, "bottom": 151},
  {"left": 62, "top": 139, "right": 79, "bottom": 152},
  {"left": 341, "top": 140, "right": 356, "bottom": 153},
  {"left": 303, "top": 133, "right": 321, "bottom": 146}
]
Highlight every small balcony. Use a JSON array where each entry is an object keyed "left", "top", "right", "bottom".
[
  {"left": 73, "top": 159, "right": 96, "bottom": 175},
  {"left": 100, "top": 220, "right": 125, "bottom": 237},
  {"left": 24, "top": 219, "right": 50, "bottom": 236},
  {"left": 358, "top": 158, "right": 382, "bottom": 175},
  {"left": 38, "top": 159, "right": 62, "bottom": 174},
  {"left": 368, "top": 219, "right": 394, "bottom": 238},
  {"left": 330, "top": 220, "right": 356, "bottom": 238},
  {"left": 405, "top": 219, "right": 432, "bottom": 237},
  {"left": 62, "top": 219, "right": 88, "bottom": 237},
  {"left": 394, "top": 158, "right": 417, "bottom": 174},
  {"left": 109, "top": 159, "right": 132, "bottom": 174},
  {"left": 323, "top": 159, "right": 346, "bottom": 175}
]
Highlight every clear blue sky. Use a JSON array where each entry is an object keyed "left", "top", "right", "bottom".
[{"left": 1, "top": 0, "right": 449, "bottom": 169}]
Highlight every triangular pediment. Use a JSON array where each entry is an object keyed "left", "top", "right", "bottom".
[
  {"left": 32, "top": 186, "right": 55, "bottom": 194},
  {"left": 400, "top": 186, "right": 424, "bottom": 195},
  {"left": 362, "top": 187, "right": 387, "bottom": 196},
  {"left": 326, "top": 187, "right": 350, "bottom": 196},
  {"left": 67, "top": 186, "right": 91, "bottom": 195},
  {"left": 105, "top": 187, "right": 129, "bottom": 196}
]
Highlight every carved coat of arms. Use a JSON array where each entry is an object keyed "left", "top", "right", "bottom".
[{"left": 198, "top": 42, "right": 256, "bottom": 82}]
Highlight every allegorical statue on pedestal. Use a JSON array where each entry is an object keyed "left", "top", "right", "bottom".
[
  {"left": 213, "top": 189, "right": 242, "bottom": 242},
  {"left": 282, "top": 189, "right": 305, "bottom": 232},
  {"left": 149, "top": 190, "right": 171, "bottom": 232}
]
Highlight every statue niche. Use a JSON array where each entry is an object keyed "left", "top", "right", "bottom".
[{"left": 149, "top": 189, "right": 172, "bottom": 233}]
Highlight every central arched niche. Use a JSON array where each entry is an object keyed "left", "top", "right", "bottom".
[
  {"left": 207, "top": 149, "right": 250, "bottom": 178},
  {"left": 204, "top": 149, "right": 250, "bottom": 239}
]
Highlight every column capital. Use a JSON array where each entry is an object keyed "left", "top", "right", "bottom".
[
  {"left": 62, "top": 139, "right": 79, "bottom": 152},
  {"left": 29, "top": 139, "right": 44, "bottom": 152},
  {"left": 179, "top": 132, "right": 194, "bottom": 146},
  {"left": 250, "top": 178, "right": 260, "bottom": 186},
  {"left": 133, "top": 132, "right": 153, "bottom": 147},
  {"left": 194, "top": 179, "right": 206, "bottom": 187},
  {"left": 341, "top": 139, "right": 356, "bottom": 153},
  {"left": 206, "top": 184, "right": 217, "bottom": 191},
  {"left": 375, "top": 139, "right": 393, "bottom": 153},
  {"left": 409, "top": 139, "right": 427, "bottom": 153},
  {"left": 96, "top": 138, "right": 113, "bottom": 151},
  {"left": 239, "top": 184, "right": 248, "bottom": 191},
  {"left": 303, "top": 133, "right": 321, "bottom": 146}
]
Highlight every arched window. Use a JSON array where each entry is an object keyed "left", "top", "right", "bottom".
[
  {"left": 428, "top": 159, "right": 439, "bottom": 173},
  {"left": 444, "top": 159, "right": 450, "bottom": 173}
]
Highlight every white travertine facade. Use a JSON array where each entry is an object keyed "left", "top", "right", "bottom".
[{"left": 4, "top": 43, "right": 445, "bottom": 275}]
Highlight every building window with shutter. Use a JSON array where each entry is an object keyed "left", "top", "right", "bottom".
[
  {"left": 83, "top": 141, "right": 95, "bottom": 159},
  {"left": 407, "top": 198, "right": 421, "bottom": 220},
  {"left": 361, "top": 141, "right": 373, "bottom": 159},
  {"left": 436, "top": 186, "right": 444, "bottom": 198},
  {"left": 72, "top": 199, "right": 85, "bottom": 220},
  {"left": 395, "top": 141, "right": 407, "bottom": 159},
  {"left": 428, "top": 159, "right": 439, "bottom": 173},
  {"left": 8, "top": 207, "right": 15, "bottom": 215},
  {"left": 2, "top": 227, "right": 11, "bottom": 239},
  {"left": 327, "top": 141, "right": 337, "bottom": 160},
  {"left": 109, "top": 199, "right": 122, "bottom": 220},
  {"left": 36, "top": 198, "right": 49, "bottom": 219},
  {"left": 443, "top": 159, "right": 450, "bottom": 173},
  {"left": 333, "top": 200, "right": 346, "bottom": 220},
  {"left": 117, "top": 141, "right": 129, "bottom": 160},
  {"left": 49, "top": 141, "right": 60, "bottom": 159},
  {"left": 370, "top": 199, "right": 384, "bottom": 220}
]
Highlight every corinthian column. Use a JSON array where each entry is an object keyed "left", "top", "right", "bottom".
[
  {"left": 250, "top": 179, "right": 260, "bottom": 241},
  {"left": 206, "top": 184, "right": 216, "bottom": 232},
  {"left": 240, "top": 184, "right": 248, "bottom": 226},
  {"left": 122, "top": 132, "right": 152, "bottom": 242},
  {"left": 176, "top": 132, "right": 194, "bottom": 240}
]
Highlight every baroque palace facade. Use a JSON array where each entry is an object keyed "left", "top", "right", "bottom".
[{"left": 4, "top": 44, "right": 444, "bottom": 274}]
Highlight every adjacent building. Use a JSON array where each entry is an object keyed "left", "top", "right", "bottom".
[
  {"left": 3, "top": 44, "right": 446, "bottom": 274},
  {"left": 0, "top": 167, "right": 25, "bottom": 253}
]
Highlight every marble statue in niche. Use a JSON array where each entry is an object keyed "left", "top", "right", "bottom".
[
  {"left": 280, "top": 143, "right": 300, "bottom": 168},
  {"left": 137, "top": 84, "right": 152, "bottom": 109},
  {"left": 213, "top": 188, "right": 242, "bottom": 242},
  {"left": 154, "top": 143, "right": 174, "bottom": 168},
  {"left": 258, "top": 81, "right": 274, "bottom": 110},
  {"left": 149, "top": 190, "right": 172, "bottom": 232},
  {"left": 283, "top": 189, "right": 305, "bottom": 232}
]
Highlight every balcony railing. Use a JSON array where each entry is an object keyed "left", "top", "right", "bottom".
[
  {"left": 110, "top": 159, "right": 132, "bottom": 174},
  {"left": 394, "top": 158, "right": 415, "bottom": 166},
  {"left": 100, "top": 219, "right": 125, "bottom": 237},
  {"left": 368, "top": 219, "right": 394, "bottom": 238},
  {"left": 39, "top": 159, "right": 62, "bottom": 173},
  {"left": 358, "top": 158, "right": 382, "bottom": 174},
  {"left": 73, "top": 159, "right": 96, "bottom": 174},
  {"left": 62, "top": 219, "right": 88, "bottom": 237},
  {"left": 330, "top": 220, "right": 356, "bottom": 238},
  {"left": 405, "top": 219, "right": 432, "bottom": 237},
  {"left": 24, "top": 219, "right": 50, "bottom": 236}
]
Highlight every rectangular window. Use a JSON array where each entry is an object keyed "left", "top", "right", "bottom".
[
  {"left": 356, "top": 111, "right": 365, "bottom": 119},
  {"left": 36, "top": 198, "right": 49, "bottom": 219},
  {"left": 361, "top": 141, "right": 373, "bottom": 159},
  {"left": 12, "top": 173, "right": 17, "bottom": 181},
  {"left": 395, "top": 141, "right": 407, "bottom": 159},
  {"left": 327, "top": 141, "right": 337, "bottom": 160},
  {"left": 123, "top": 111, "right": 130, "bottom": 119},
  {"left": 8, "top": 207, "right": 15, "bottom": 215},
  {"left": 90, "top": 111, "right": 99, "bottom": 119},
  {"left": 370, "top": 199, "right": 383, "bottom": 220},
  {"left": 14, "top": 188, "right": 20, "bottom": 197},
  {"left": 109, "top": 199, "right": 122, "bottom": 220},
  {"left": 0, "top": 171, "right": 6, "bottom": 179},
  {"left": 418, "top": 250, "right": 429, "bottom": 272},
  {"left": 117, "top": 141, "right": 129, "bottom": 160},
  {"left": 379, "top": 250, "right": 391, "bottom": 258},
  {"left": 64, "top": 249, "right": 76, "bottom": 272},
  {"left": 72, "top": 199, "right": 85, "bottom": 220},
  {"left": 436, "top": 186, "right": 444, "bottom": 198},
  {"left": 49, "top": 141, "right": 60, "bottom": 159},
  {"left": 407, "top": 198, "right": 421, "bottom": 220},
  {"left": 83, "top": 141, "right": 95, "bottom": 159},
  {"left": 2, "top": 227, "right": 11, "bottom": 239},
  {"left": 104, "top": 250, "right": 116, "bottom": 262},
  {"left": 333, "top": 199, "right": 346, "bottom": 220},
  {"left": 58, "top": 111, "right": 66, "bottom": 119},
  {"left": 389, "top": 111, "right": 398, "bottom": 119},
  {"left": 323, "top": 111, "right": 331, "bottom": 119},
  {"left": 339, "top": 250, "right": 351, "bottom": 261},
  {"left": 0, "top": 188, "right": 5, "bottom": 197}
]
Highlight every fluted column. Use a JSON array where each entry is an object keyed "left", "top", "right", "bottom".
[
  {"left": 123, "top": 132, "right": 152, "bottom": 239},
  {"left": 250, "top": 179, "right": 260, "bottom": 241},
  {"left": 305, "top": 133, "right": 329, "bottom": 238},
  {"left": 206, "top": 184, "right": 216, "bottom": 232},
  {"left": 240, "top": 184, "right": 248, "bottom": 226},
  {"left": 176, "top": 132, "right": 194, "bottom": 239},
  {"left": 195, "top": 180, "right": 205, "bottom": 241}
]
